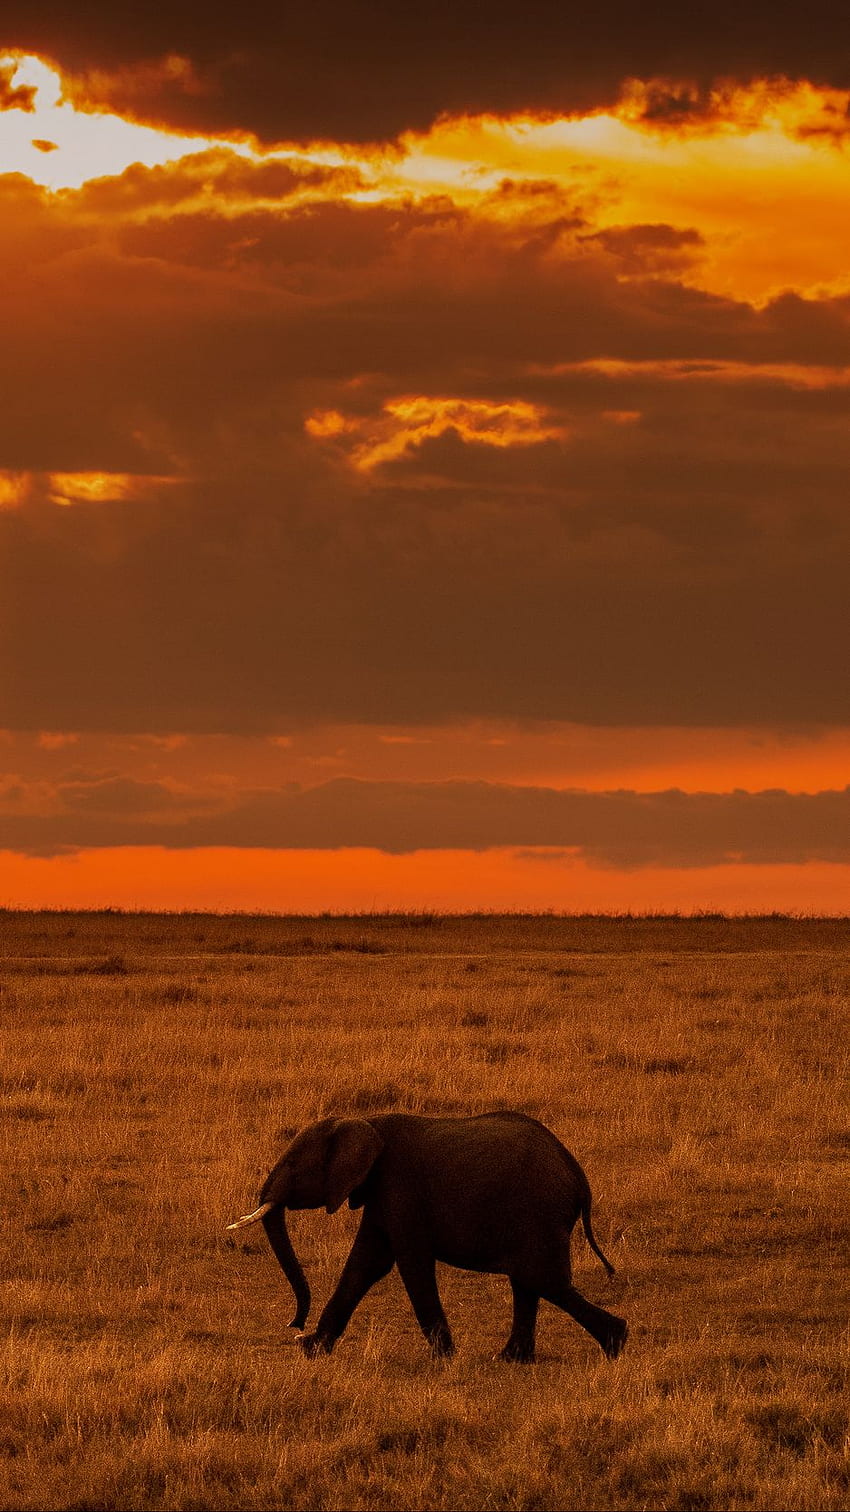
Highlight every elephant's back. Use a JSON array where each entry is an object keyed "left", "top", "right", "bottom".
[{"left": 374, "top": 1110, "right": 582, "bottom": 1186}]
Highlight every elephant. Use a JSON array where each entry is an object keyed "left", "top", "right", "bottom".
[{"left": 227, "top": 1110, "right": 627, "bottom": 1363}]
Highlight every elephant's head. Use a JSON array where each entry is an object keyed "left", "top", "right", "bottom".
[
  {"left": 261, "top": 1116, "right": 384, "bottom": 1213},
  {"left": 228, "top": 1117, "right": 384, "bottom": 1331}
]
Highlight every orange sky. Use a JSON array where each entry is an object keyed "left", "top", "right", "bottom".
[
  {"left": 4, "top": 848, "right": 850, "bottom": 916},
  {"left": 2, "top": 48, "right": 850, "bottom": 912}
]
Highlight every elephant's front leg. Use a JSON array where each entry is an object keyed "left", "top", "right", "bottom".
[
  {"left": 395, "top": 1249, "right": 454, "bottom": 1357},
  {"left": 500, "top": 1279, "right": 539, "bottom": 1362},
  {"left": 299, "top": 1216, "right": 394, "bottom": 1357}
]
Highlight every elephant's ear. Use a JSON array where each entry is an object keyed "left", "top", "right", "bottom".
[{"left": 324, "top": 1119, "right": 384, "bottom": 1214}]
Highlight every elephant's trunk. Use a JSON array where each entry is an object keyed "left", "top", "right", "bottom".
[{"left": 260, "top": 1204, "right": 311, "bottom": 1329}]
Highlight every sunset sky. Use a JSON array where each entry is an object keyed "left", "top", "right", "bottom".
[{"left": 2, "top": 5, "right": 850, "bottom": 912}]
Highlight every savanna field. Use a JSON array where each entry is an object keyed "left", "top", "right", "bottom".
[{"left": 1, "top": 910, "right": 847, "bottom": 1511}]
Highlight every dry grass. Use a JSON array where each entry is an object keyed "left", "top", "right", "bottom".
[{"left": 0, "top": 909, "right": 848, "bottom": 1510}]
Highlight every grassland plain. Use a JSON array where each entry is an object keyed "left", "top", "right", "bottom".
[{"left": 0, "top": 909, "right": 848, "bottom": 1512}]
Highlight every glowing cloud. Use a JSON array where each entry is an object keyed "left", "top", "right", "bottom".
[
  {"left": 387, "top": 92, "right": 850, "bottom": 304},
  {"left": 307, "top": 397, "right": 566, "bottom": 471},
  {"left": 0, "top": 471, "right": 180, "bottom": 508},
  {"left": 0, "top": 56, "right": 34, "bottom": 111},
  {"left": 0, "top": 471, "right": 28, "bottom": 508},
  {"left": 49, "top": 473, "right": 142, "bottom": 505}
]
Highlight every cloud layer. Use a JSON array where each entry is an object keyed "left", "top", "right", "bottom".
[{"left": 4, "top": 772, "right": 850, "bottom": 867}]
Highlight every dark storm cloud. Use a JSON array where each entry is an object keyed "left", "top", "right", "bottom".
[
  {"left": 3, "top": 775, "right": 850, "bottom": 866},
  {"left": 6, "top": 0, "right": 850, "bottom": 142}
]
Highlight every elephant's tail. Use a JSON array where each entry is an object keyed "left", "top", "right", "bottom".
[
  {"left": 581, "top": 1195, "right": 617, "bottom": 1278},
  {"left": 226, "top": 1201, "right": 274, "bottom": 1230}
]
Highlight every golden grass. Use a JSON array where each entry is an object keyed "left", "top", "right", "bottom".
[{"left": 0, "top": 910, "right": 847, "bottom": 1510}]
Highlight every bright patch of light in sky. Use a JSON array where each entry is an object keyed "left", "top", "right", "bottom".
[{"left": 0, "top": 53, "right": 250, "bottom": 188}]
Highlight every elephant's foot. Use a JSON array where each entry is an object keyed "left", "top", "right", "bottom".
[
  {"left": 499, "top": 1338, "right": 536, "bottom": 1364},
  {"left": 429, "top": 1341, "right": 455, "bottom": 1360},
  {"left": 299, "top": 1331, "right": 334, "bottom": 1357},
  {"left": 602, "top": 1320, "right": 628, "bottom": 1360},
  {"left": 428, "top": 1331, "right": 455, "bottom": 1360}
]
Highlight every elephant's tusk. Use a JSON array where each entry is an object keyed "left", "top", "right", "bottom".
[{"left": 226, "top": 1201, "right": 274, "bottom": 1230}]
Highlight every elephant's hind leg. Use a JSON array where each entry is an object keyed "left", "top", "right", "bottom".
[
  {"left": 500, "top": 1279, "right": 539, "bottom": 1362},
  {"left": 540, "top": 1277, "right": 627, "bottom": 1359},
  {"left": 300, "top": 1215, "right": 394, "bottom": 1357}
]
